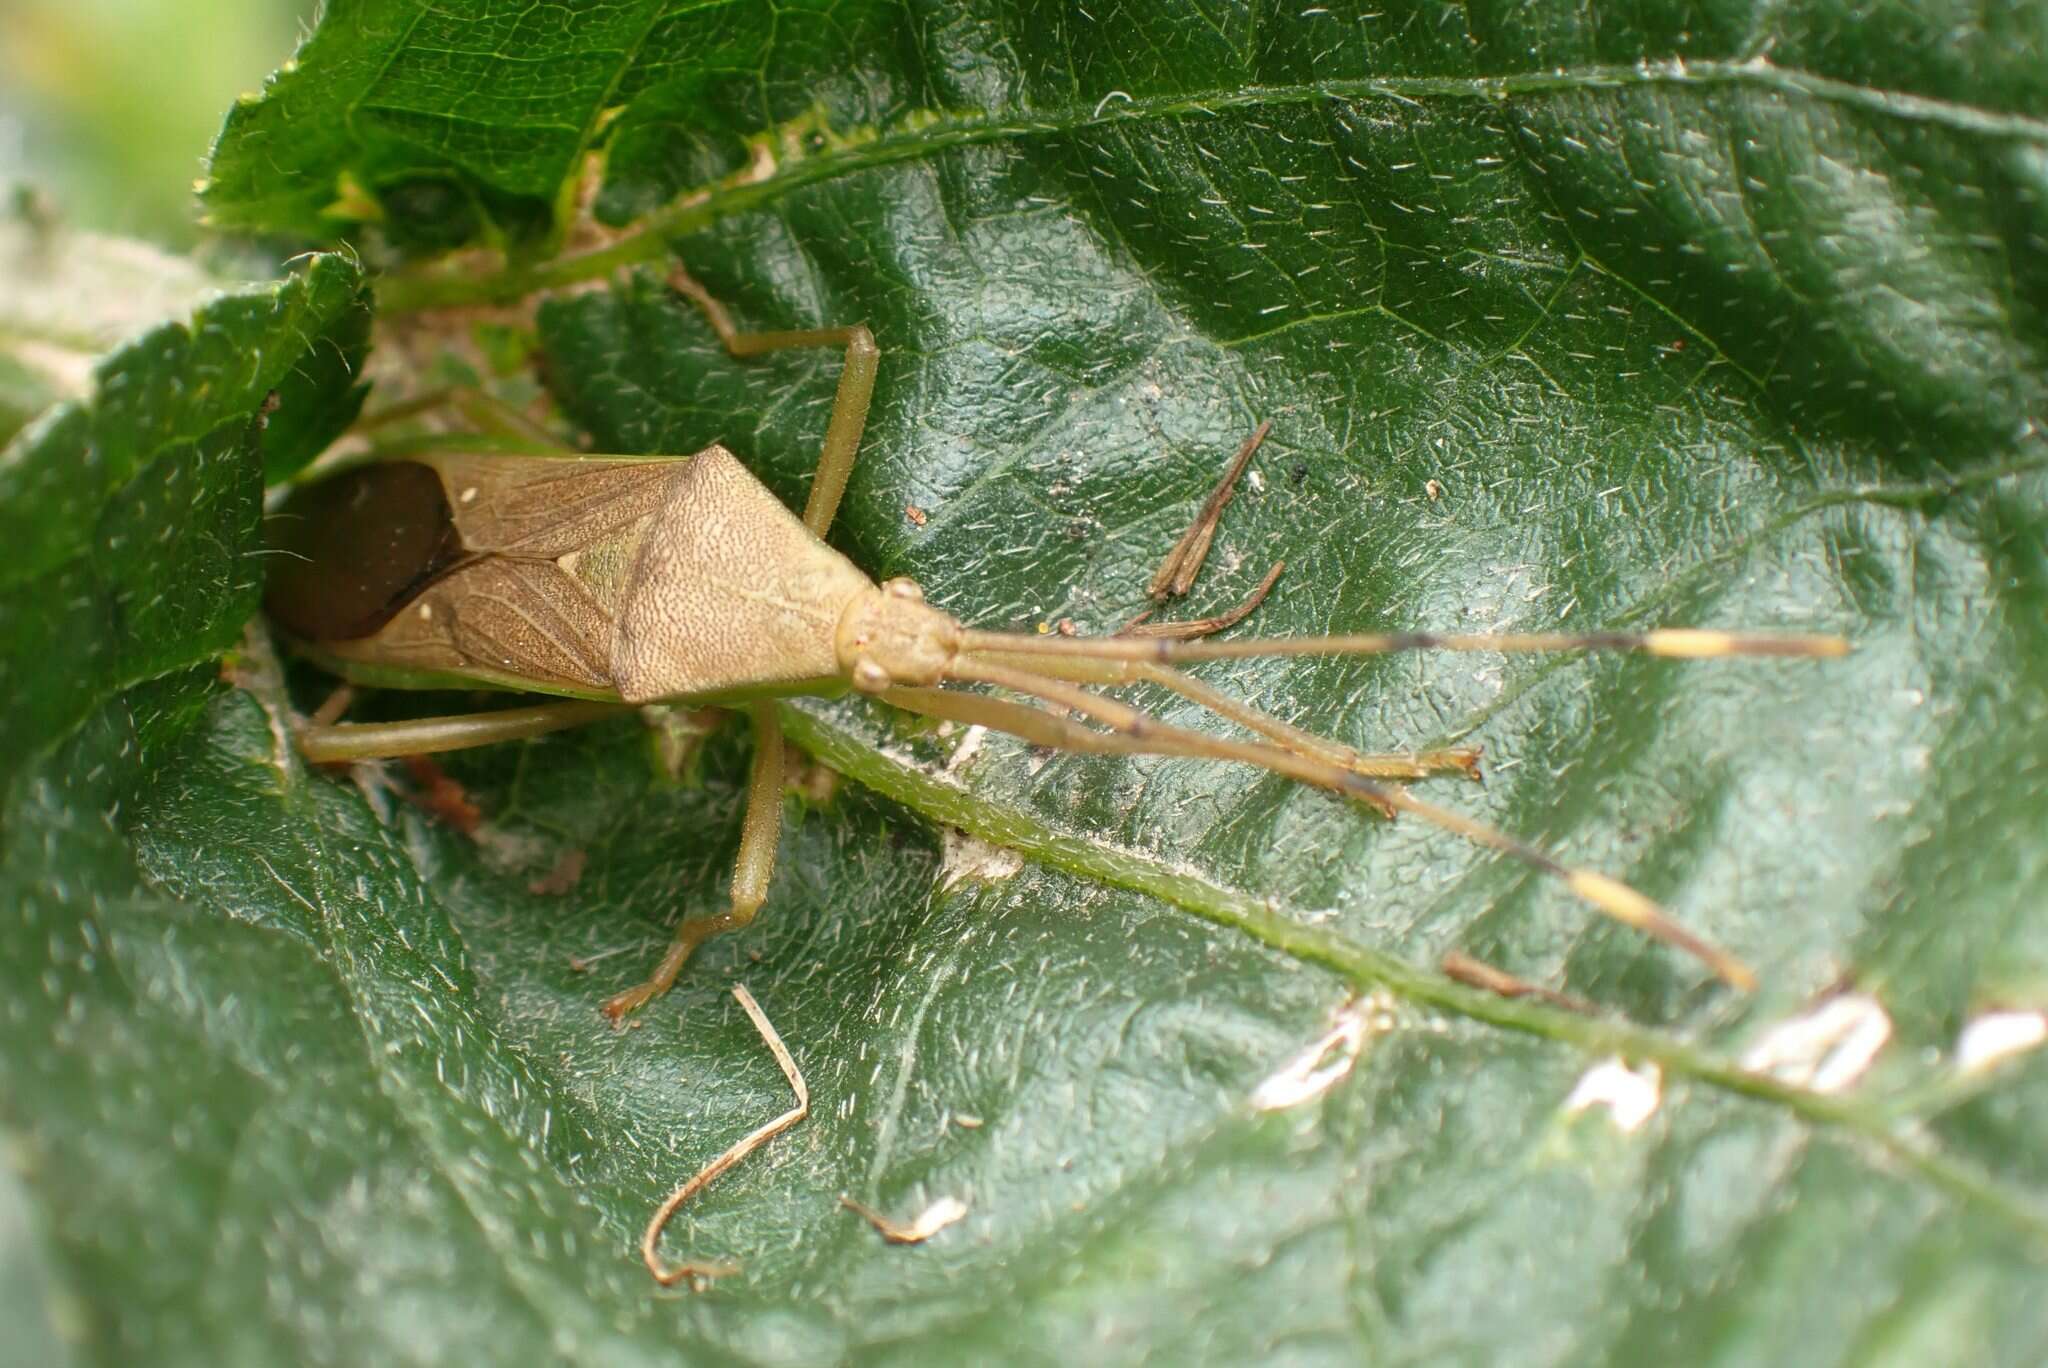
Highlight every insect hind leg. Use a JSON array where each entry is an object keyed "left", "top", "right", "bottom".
[
  {"left": 666, "top": 267, "right": 878, "bottom": 540},
  {"left": 603, "top": 702, "right": 787, "bottom": 1023},
  {"left": 295, "top": 700, "right": 628, "bottom": 763}
]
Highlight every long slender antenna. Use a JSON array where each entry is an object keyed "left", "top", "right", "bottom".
[{"left": 964, "top": 626, "right": 1851, "bottom": 664}]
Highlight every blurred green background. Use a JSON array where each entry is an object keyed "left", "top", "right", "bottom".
[{"left": 1, "top": 0, "right": 309, "bottom": 242}]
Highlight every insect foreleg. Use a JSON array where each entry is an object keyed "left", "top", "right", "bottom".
[
  {"left": 880, "top": 685, "right": 1159, "bottom": 757},
  {"left": 1145, "top": 419, "right": 1274, "bottom": 602},
  {"left": 1119, "top": 421, "right": 1283, "bottom": 635},
  {"left": 957, "top": 649, "right": 1480, "bottom": 784},
  {"left": 1129, "top": 662, "right": 1483, "bottom": 782},
  {"left": 945, "top": 656, "right": 1757, "bottom": 990},
  {"left": 1120, "top": 561, "right": 1285, "bottom": 640},
  {"left": 602, "top": 702, "right": 788, "bottom": 1023}
]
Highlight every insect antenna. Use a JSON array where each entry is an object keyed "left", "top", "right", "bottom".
[{"left": 959, "top": 625, "right": 1851, "bottom": 665}]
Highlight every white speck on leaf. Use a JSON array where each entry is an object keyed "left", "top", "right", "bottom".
[
  {"left": 1956, "top": 1009, "right": 2048, "bottom": 1074},
  {"left": 1250, "top": 994, "right": 1391, "bottom": 1111},
  {"left": 943, "top": 724, "right": 989, "bottom": 775},
  {"left": 1565, "top": 1057, "right": 1663, "bottom": 1133},
  {"left": 938, "top": 829, "right": 1023, "bottom": 891},
  {"left": 1741, "top": 993, "right": 1892, "bottom": 1093}
]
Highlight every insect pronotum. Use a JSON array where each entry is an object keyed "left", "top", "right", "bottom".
[{"left": 264, "top": 267, "right": 1848, "bottom": 1020}]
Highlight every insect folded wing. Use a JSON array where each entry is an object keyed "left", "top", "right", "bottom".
[
  {"left": 428, "top": 451, "right": 674, "bottom": 556},
  {"left": 437, "top": 558, "right": 618, "bottom": 691}
]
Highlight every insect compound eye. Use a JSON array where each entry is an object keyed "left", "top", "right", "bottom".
[
  {"left": 883, "top": 577, "right": 925, "bottom": 602},
  {"left": 851, "top": 659, "right": 892, "bottom": 694}
]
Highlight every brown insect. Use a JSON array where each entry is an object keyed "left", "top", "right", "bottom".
[{"left": 265, "top": 268, "right": 1847, "bottom": 1020}]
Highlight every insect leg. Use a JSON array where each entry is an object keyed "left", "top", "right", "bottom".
[
  {"left": 884, "top": 677, "right": 1409, "bottom": 806},
  {"left": 1146, "top": 420, "right": 1275, "bottom": 601},
  {"left": 355, "top": 385, "right": 573, "bottom": 449},
  {"left": 1131, "top": 662, "right": 1482, "bottom": 781},
  {"left": 944, "top": 656, "right": 1756, "bottom": 989},
  {"left": 667, "top": 267, "right": 878, "bottom": 538},
  {"left": 603, "top": 702, "right": 787, "bottom": 1022},
  {"left": 295, "top": 700, "right": 629, "bottom": 763},
  {"left": 881, "top": 685, "right": 1163, "bottom": 756},
  {"left": 881, "top": 683, "right": 1440, "bottom": 800},
  {"left": 641, "top": 984, "right": 808, "bottom": 1287},
  {"left": 961, "top": 649, "right": 1480, "bottom": 783},
  {"left": 1120, "top": 420, "right": 1284, "bottom": 635},
  {"left": 1121, "top": 562, "right": 1284, "bottom": 640}
]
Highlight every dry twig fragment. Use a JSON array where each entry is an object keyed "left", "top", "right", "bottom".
[
  {"left": 641, "top": 984, "right": 809, "bottom": 1287},
  {"left": 1441, "top": 951, "right": 1596, "bottom": 1015},
  {"left": 840, "top": 1193, "right": 969, "bottom": 1244}
]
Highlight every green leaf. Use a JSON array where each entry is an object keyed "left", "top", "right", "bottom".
[
  {"left": 0, "top": 250, "right": 371, "bottom": 786},
  {"left": 16, "top": 3, "right": 2048, "bottom": 1363}
]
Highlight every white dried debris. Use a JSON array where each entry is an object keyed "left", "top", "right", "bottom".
[
  {"left": 943, "top": 723, "right": 989, "bottom": 776},
  {"left": 937, "top": 828, "right": 1024, "bottom": 891},
  {"left": 1740, "top": 992, "right": 1892, "bottom": 1093},
  {"left": 1955, "top": 1009, "right": 2048, "bottom": 1075},
  {"left": 1564, "top": 1057, "right": 1664, "bottom": 1134},
  {"left": 1249, "top": 993, "right": 1395, "bottom": 1112}
]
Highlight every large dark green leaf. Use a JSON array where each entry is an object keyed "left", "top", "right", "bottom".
[
  {"left": 0, "top": 250, "right": 369, "bottom": 785},
  {"left": 13, "top": 2, "right": 2048, "bottom": 1363}
]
